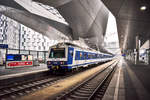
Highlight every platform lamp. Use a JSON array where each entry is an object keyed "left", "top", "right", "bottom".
[
  {"left": 140, "top": 0, "right": 147, "bottom": 11},
  {"left": 140, "top": 6, "right": 147, "bottom": 11}
]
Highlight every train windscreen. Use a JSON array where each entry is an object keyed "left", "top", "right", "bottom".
[{"left": 49, "top": 48, "right": 65, "bottom": 58}]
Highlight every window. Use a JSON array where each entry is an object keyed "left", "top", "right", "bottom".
[
  {"left": 49, "top": 48, "right": 65, "bottom": 58},
  {"left": 88, "top": 53, "right": 92, "bottom": 59},
  {"left": 84, "top": 53, "right": 87, "bottom": 59},
  {"left": 80, "top": 52, "right": 82, "bottom": 59}
]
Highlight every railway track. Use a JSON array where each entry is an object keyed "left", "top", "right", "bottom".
[
  {"left": 0, "top": 68, "right": 89, "bottom": 100},
  {"left": 0, "top": 64, "right": 100, "bottom": 100},
  {"left": 56, "top": 61, "right": 118, "bottom": 100},
  {"left": 0, "top": 61, "right": 115, "bottom": 100},
  {"left": 0, "top": 74, "right": 66, "bottom": 100}
]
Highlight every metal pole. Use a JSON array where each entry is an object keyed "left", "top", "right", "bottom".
[
  {"left": 5, "top": 48, "right": 8, "bottom": 68},
  {"left": 44, "top": 51, "right": 46, "bottom": 63},
  {"left": 18, "top": 24, "right": 21, "bottom": 54},
  {"left": 37, "top": 51, "right": 39, "bottom": 59},
  {"left": 135, "top": 36, "right": 139, "bottom": 64}
]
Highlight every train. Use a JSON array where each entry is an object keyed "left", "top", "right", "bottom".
[{"left": 47, "top": 42, "right": 114, "bottom": 73}]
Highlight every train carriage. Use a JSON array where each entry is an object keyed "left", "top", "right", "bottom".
[{"left": 47, "top": 42, "right": 113, "bottom": 73}]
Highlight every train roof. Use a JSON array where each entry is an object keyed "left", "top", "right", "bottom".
[
  {"left": 51, "top": 42, "right": 80, "bottom": 48},
  {"left": 50, "top": 42, "right": 113, "bottom": 55},
  {"left": 51, "top": 42, "right": 96, "bottom": 51}
]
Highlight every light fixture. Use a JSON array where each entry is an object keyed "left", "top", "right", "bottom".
[{"left": 140, "top": 6, "right": 147, "bottom": 11}]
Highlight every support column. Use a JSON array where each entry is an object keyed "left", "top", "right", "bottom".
[
  {"left": 147, "top": 40, "right": 150, "bottom": 64},
  {"left": 146, "top": 49, "right": 149, "bottom": 64},
  {"left": 37, "top": 51, "right": 39, "bottom": 59},
  {"left": 44, "top": 51, "right": 46, "bottom": 64},
  {"left": 135, "top": 36, "right": 140, "bottom": 64},
  {"left": 5, "top": 48, "right": 8, "bottom": 68}
]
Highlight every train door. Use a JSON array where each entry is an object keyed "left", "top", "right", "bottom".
[
  {"left": 67, "top": 47, "right": 74, "bottom": 69},
  {"left": 83, "top": 52, "right": 87, "bottom": 67}
]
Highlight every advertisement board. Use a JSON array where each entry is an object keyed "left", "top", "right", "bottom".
[
  {"left": 6, "top": 54, "right": 33, "bottom": 68},
  {"left": 6, "top": 61, "right": 33, "bottom": 68}
]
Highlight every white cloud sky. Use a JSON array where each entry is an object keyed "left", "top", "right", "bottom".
[
  {"left": 104, "top": 11, "right": 120, "bottom": 54},
  {"left": 105, "top": 12, "right": 119, "bottom": 42}
]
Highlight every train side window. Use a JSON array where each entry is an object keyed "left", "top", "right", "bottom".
[
  {"left": 97, "top": 54, "right": 99, "bottom": 58},
  {"left": 84, "top": 52, "right": 87, "bottom": 59},
  {"left": 88, "top": 54, "right": 90, "bottom": 59},
  {"left": 90, "top": 54, "right": 92, "bottom": 59},
  {"left": 75, "top": 51, "right": 79, "bottom": 60},
  {"left": 92, "top": 54, "right": 94, "bottom": 59},
  {"left": 80, "top": 52, "right": 82, "bottom": 59},
  {"left": 88, "top": 53, "right": 90, "bottom": 59},
  {"left": 95, "top": 54, "right": 97, "bottom": 58},
  {"left": 100, "top": 54, "right": 102, "bottom": 58}
]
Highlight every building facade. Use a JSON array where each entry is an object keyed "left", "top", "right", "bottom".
[{"left": 0, "top": 13, "right": 56, "bottom": 51}]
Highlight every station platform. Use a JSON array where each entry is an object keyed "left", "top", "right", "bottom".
[
  {"left": 0, "top": 64, "right": 48, "bottom": 80},
  {"left": 103, "top": 58, "right": 150, "bottom": 100}
]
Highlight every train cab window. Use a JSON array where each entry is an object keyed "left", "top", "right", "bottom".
[{"left": 49, "top": 48, "right": 65, "bottom": 58}]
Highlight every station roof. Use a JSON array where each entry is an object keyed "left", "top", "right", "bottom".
[
  {"left": 102, "top": 0, "right": 150, "bottom": 51},
  {"left": 2, "top": 0, "right": 149, "bottom": 52},
  {"left": 33, "top": 0, "right": 150, "bottom": 52}
]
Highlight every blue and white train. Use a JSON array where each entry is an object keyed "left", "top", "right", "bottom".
[{"left": 47, "top": 42, "right": 114, "bottom": 72}]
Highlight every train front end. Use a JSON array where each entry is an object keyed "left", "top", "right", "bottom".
[{"left": 47, "top": 46, "right": 68, "bottom": 72}]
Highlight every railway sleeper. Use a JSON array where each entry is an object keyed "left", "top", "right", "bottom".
[
  {"left": 73, "top": 91, "right": 91, "bottom": 97},
  {"left": 69, "top": 94, "right": 89, "bottom": 99},
  {"left": 79, "top": 87, "right": 95, "bottom": 91},
  {"left": 75, "top": 89, "right": 94, "bottom": 94}
]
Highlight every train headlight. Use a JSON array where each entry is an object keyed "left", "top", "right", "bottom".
[
  {"left": 60, "top": 62, "right": 63, "bottom": 65},
  {"left": 60, "top": 61, "right": 65, "bottom": 65},
  {"left": 47, "top": 61, "right": 51, "bottom": 65}
]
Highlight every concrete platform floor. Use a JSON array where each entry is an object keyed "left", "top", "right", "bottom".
[
  {"left": 103, "top": 58, "right": 150, "bottom": 100},
  {"left": 0, "top": 64, "right": 48, "bottom": 80},
  {"left": 19, "top": 60, "right": 117, "bottom": 100}
]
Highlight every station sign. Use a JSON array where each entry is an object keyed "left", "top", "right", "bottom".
[{"left": 0, "top": 44, "right": 8, "bottom": 49}]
